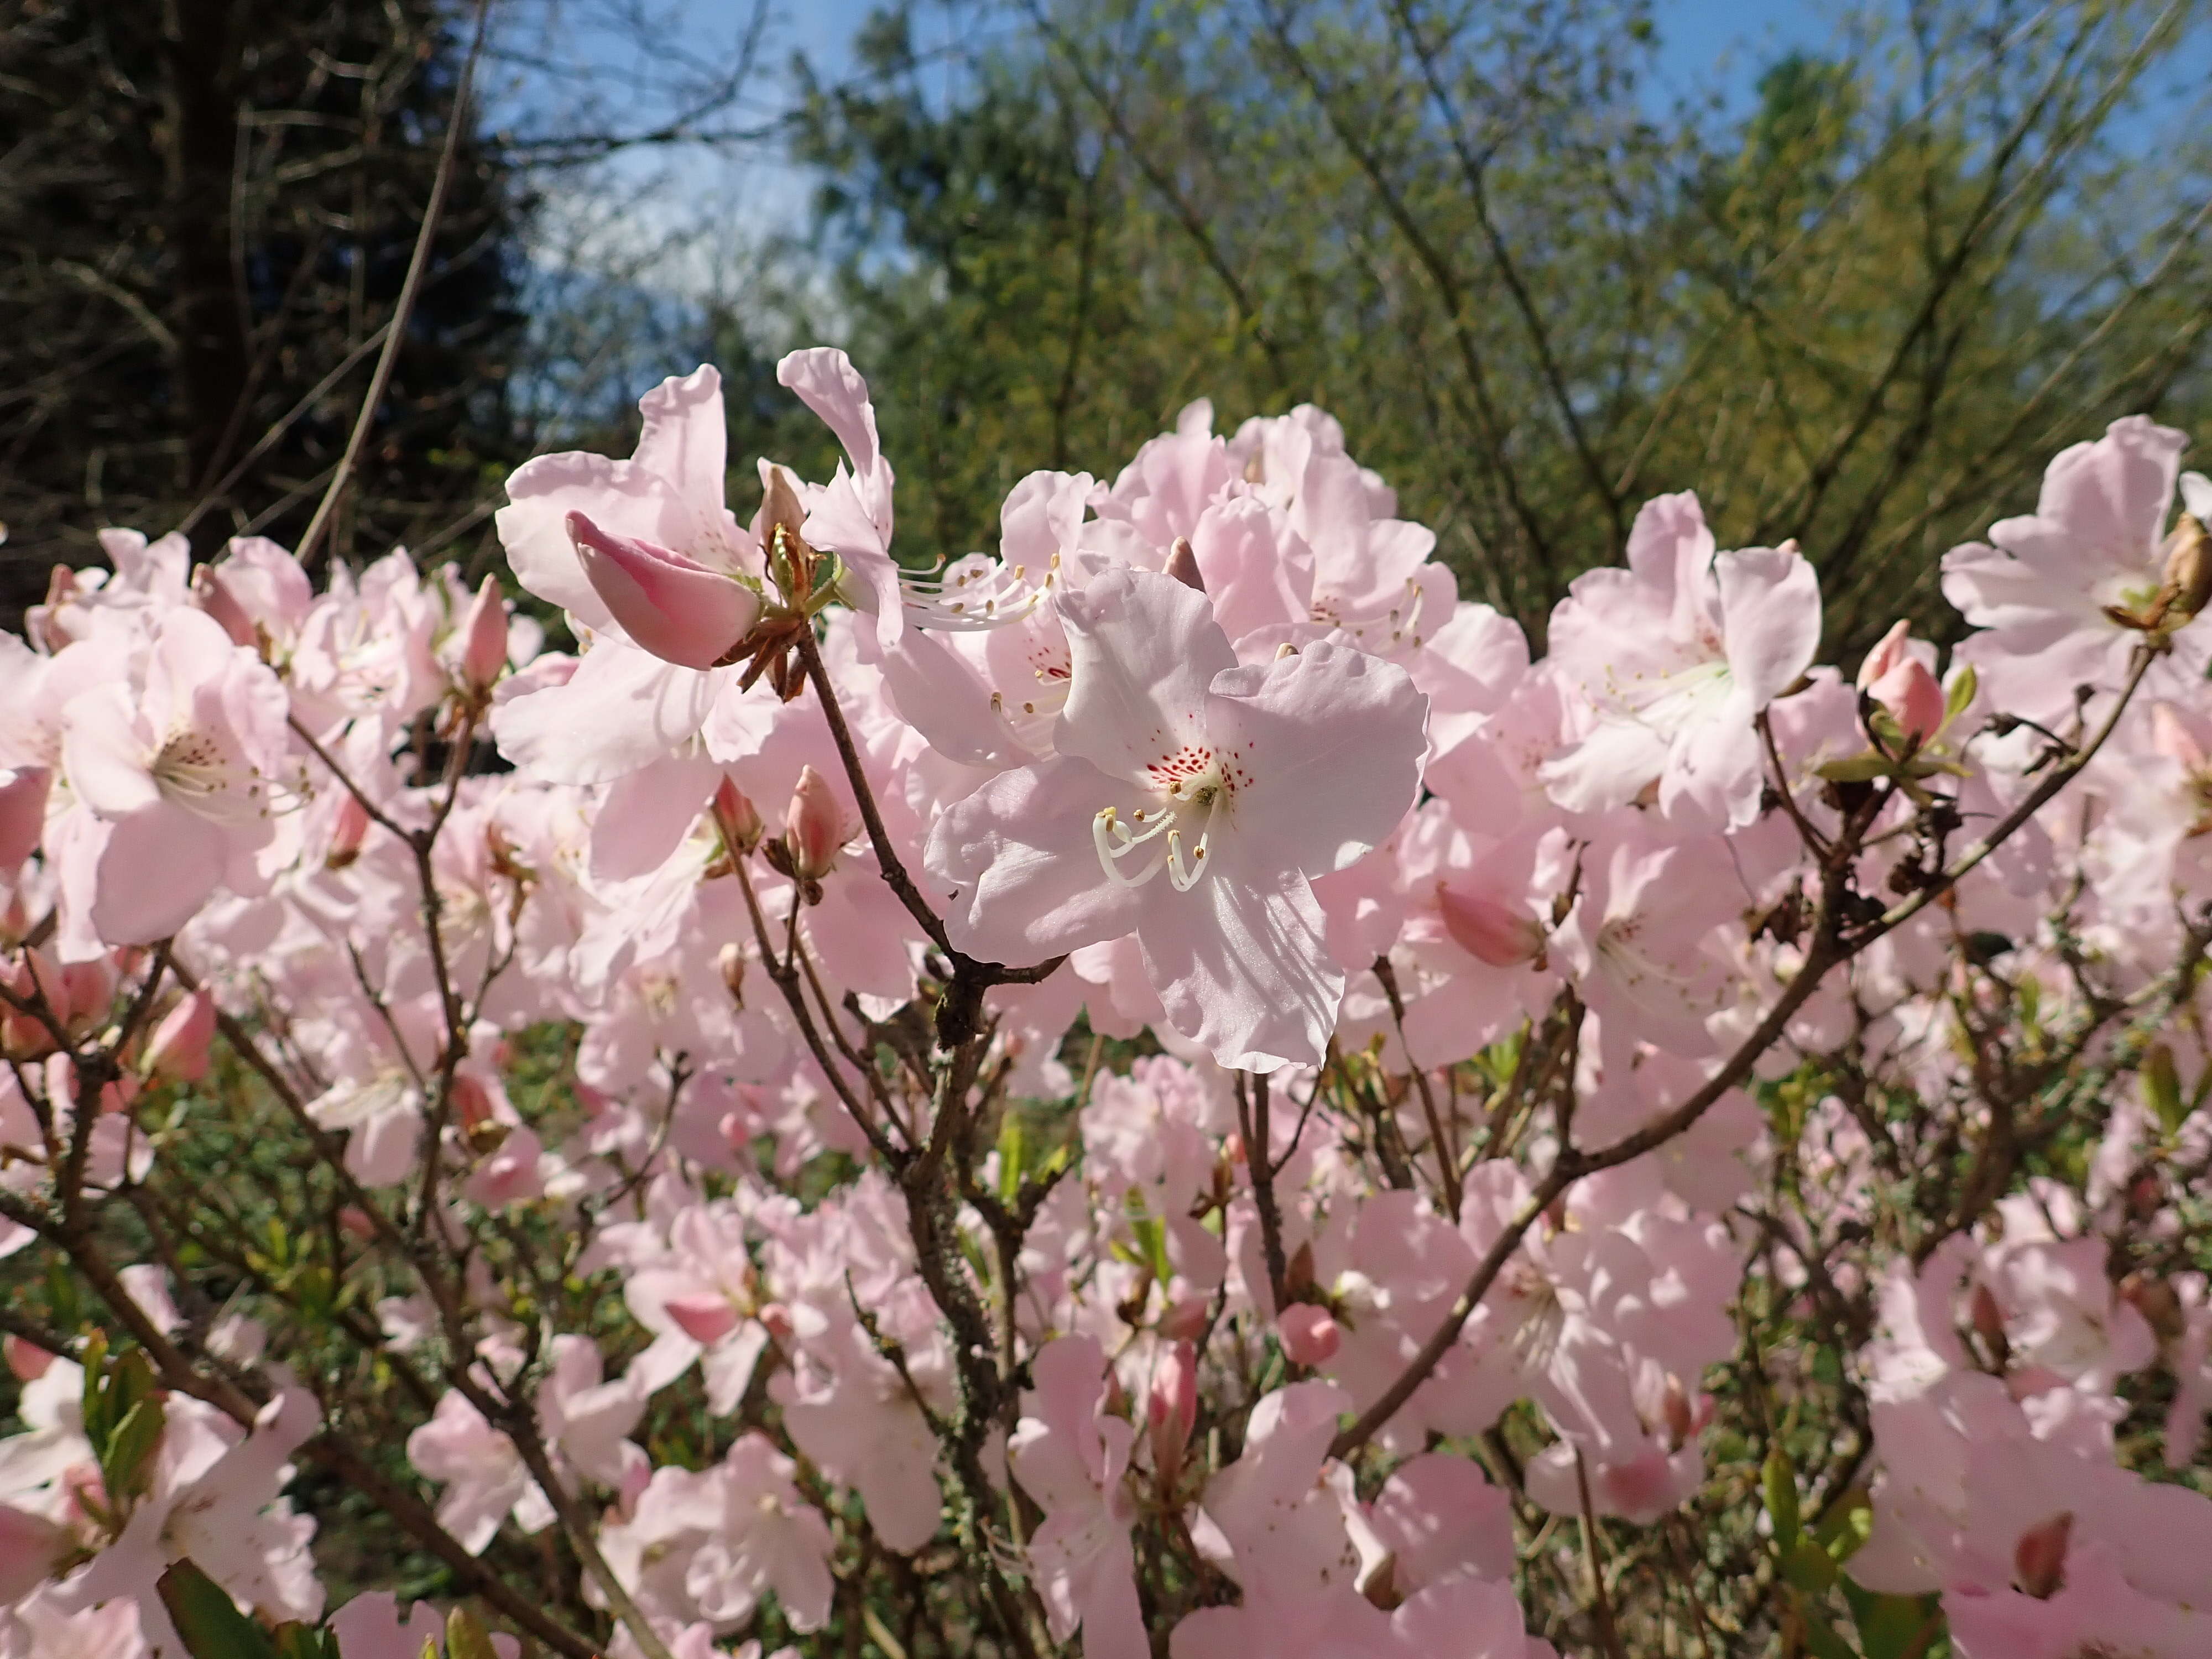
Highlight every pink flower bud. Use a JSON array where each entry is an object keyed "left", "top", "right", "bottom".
[
  {"left": 1279, "top": 1303, "right": 1341, "bottom": 1366},
  {"left": 451, "top": 1072, "right": 505, "bottom": 1152},
  {"left": 665, "top": 1292, "right": 741, "bottom": 1346},
  {"left": 1858, "top": 621, "right": 1946, "bottom": 746},
  {"left": 193, "top": 565, "right": 258, "bottom": 649},
  {"left": 4, "top": 1336, "right": 54, "bottom": 1382},
  {"left": 337, "top": 1207, "right": 378, "bottom": 1241},
  {"left": 0, "top": 766, "right": 50, "bottom": 870},
  {"left": 144, "top": 991, "right": 215, "bottom": 1084},
  {"left": 784, "top": 766, "right": 847, "bottom": 881},
  {"left": 759, "top": 1302, "right": 795, "bottom": 1343},
  {"left": 1148, "top": 1339, "right": 1198, "bottom": 1481},
  {"left": 2012, "top": 1511, "right": 2072, "bottom": 1599},
  {"left": 326, "top": 791, "right": 370, "bottom": 870},
  {"left": 567, "top": 510, "right": 760, "bottom": 671},
  {"left": 1856, "top": 620, "right": 1913, "bottom": 692},
  {"left": 0, "top": 961, "right": 54, "bottom": 1060},
  {"left": 56, "top": 959, "right": 113, "bottom": 1031},
  {"left": 1436, "top": 884, "right": 1542, "bottom": 968},
  {"left": 712, "top": 776, "right": 764, "bottom": 855},
  {"left": 458, "top": 575, "right": 509, "bottom": 692}
]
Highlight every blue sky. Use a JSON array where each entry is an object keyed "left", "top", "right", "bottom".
[{"left": 500, "top": 0, "right": 1849, "bottom": 221}]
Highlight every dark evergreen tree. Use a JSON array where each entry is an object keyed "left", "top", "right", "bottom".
[{"left": 0, "top": 0, "right": 531, "bottom": 619}]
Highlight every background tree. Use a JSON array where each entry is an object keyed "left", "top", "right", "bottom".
[
  {"left": 789, "top": 0, "right": 2212, "bottom": 648},
  {"left": 0, "top": 0, "right": 531, "bottom": 617}
]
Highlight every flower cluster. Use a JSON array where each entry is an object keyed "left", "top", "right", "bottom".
[{"left": 2, "top": 356, "right": 2210, "bottom": 1659}]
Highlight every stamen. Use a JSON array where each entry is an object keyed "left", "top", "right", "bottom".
[{"left": 1094, "top": 807, "right": 1169, "bottom": 887}]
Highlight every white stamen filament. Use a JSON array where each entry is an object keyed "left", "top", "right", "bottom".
[
  {"left": 901, "top": 552, "right": 1062, "bottom": 633},
  {"left": 1093, "top": 788, "right": 1224, "bottom": 892}
]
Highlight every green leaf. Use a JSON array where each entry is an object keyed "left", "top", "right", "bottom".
[
  {"left": 1813, "top": 1485, "right": 1874, "bottom": 1565},
  {"left": 1842, "top": 1581, "right": 1944, "bottom": 1659},
  {"left": 445, "top": 1607, "right": 500, "bottom": 1659},
  {"left": 997, "top": 1113, "right": 1026, "bottom": 1204},
  {"left": 100, "top": 1395, "right": 166, "bottom": 1503},
  {"left": 2143, "top": 1042, "right": 2186, "bottom": 1136},
  {"left": 1784, "top": 1536, "right": 1838, "bottom": 1593},
  {"left": 1815, "top": 753, "right": 1891, "bottom": 783},
  {"left": 1764, "top": 1446, "right": 1802, "bottom": 1552},
  {"left": 1799, "top": 1605, "right": 1861, "bottom": 1659},
  {"left": 79, "top": 1329, "right": 112, "bottom": 1448},
  {"left": 272, "top": 1625, "right": 338, "bottom": 1659},
  {"left": 156, "top": 1562, "right": 279, "bottom": 1659},
  {"left": 1943, "top": 662, "right": 1977, "bottom": 723}
]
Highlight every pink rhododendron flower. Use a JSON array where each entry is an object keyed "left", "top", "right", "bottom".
[
  {"left": 1944, "top": 415, "right": 2206, "bottom": 717},
  {"left": 927, "top": 566, "right": 1427, "bottom": 1069},
  {"left": 1005, "top": 1335, "right": 1147, "bottom": 1659},
  {"left": 59, "top": 607, "right": 290, "bottom": 942},
  {"left": 1542, "top": 492, "right": 1820, "bottom": 829}
]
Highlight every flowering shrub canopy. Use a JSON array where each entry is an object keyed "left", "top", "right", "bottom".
[{"left": 3, "top": 354, "right": 2212, "bottom": 1659}]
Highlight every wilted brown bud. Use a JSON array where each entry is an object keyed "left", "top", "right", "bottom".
[
  {"left": 1164, "top": 536, "right": 1207, "bottom": 593},
  {"left": 712, "top": 776, "right": 764, "bottom": 857},
  {"left": 2159, "top": 515, "right": 2212, "bottom": 629},
  {"left": 718, "top": 941, "right": 747, "bottom": 1006},
  {"left": 1969, "top": 1281, "right": 2011, "bottom": 1373},
  {"left": 2012, "top": 1510, "right": 2072, "bottom": 1599},
  {"left": 2120, "top": 1271, "right": 2185, "bottom": 1344},
  {"left": 1284, "top": 1239, "right": 1317, "bottom": 1299}
]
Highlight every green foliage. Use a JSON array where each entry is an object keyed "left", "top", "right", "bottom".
[
  {"left": 156, "top": 1562, "right": 341, "bottom": 1659},
  {"left": 784, "top": 0, "right": 2212, "bottom": 650}
]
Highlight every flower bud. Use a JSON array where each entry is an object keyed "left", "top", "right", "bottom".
[
  {"left": 1, "top": 957, "right": 54, "bottom": 1059},
  {"left": 1969, "top": 1280, "right": 2011, "bottom": 1372},
  {"left": 457, "top": 575, "right": 509, "bottom": 692},
  {"left": 567, "top": 509, "right": 761, "bottom": 671},
  {"left": 337, "top": 1206, "right": 378, "bottom": 1241},
  {"left": 1279, "top": 1302, "right": 1341, "bottom": 1366},
  {"left": 2012, "top": 1511, "right": 2072, "bottom": 1599},
  {"left": 451, "top": 1072, "right": 508, "bottom": 1154},
  {"left": 2119, "top": 1271, "right": 2185, "bottom": 1344},
  {"left": 1283, "top": 1239, "right": 1317, "bottom": 1300},
  {"left": 1855, "top": 619, "right": 1912, "bottom": 692},
  {"left": 325, "top": 790, "right": 370, "bottom": 870},
  {"left": 193, "top": 565, "right": 258, "bottom": 649},
  {"left": 712, "top": 776, "right": 764, "bottom": 857},
  {"left": 28, "top": 565, "right": 78, "bottom": 651},
  {"left": 2160, "top": 514, "right": 2212, "bottom": 628},
  {"left": 1164, "top": 536, "right": 1207, "bottom": 593},
  {"left": 760, "top": 465, "right": 808, "bottom": 549},
  {"left": 1148, "top": 1339, "right": 1198, "bottom": 1482},
  {"left": 664, "top": 1292, "right": 740, "bottom": 1346},
  {"left": 784, "top": 766, "right": 847, "bottom": 882},
  {"left": 4, "top": 1335, "right": 54, "bottom": 1382},
  {"left": 718, "top": 941, "right": 747, "bottom": 1005},
  {"left": 1661, "top": 1374, "right": 1695, "bottom": 1449},
  {"left": 143, "top": 990, "right": 215, "bottom": 1084},
  {"left": 55, "top": 958, "right": 113, "bottom": 1032},
  {"left": 1859, "top": 622, "right": 1947, "bottom": 747},
  {"left": 0, "top": 765, "right": 50, "bottom": 871},
  {"left": 1436, "top": 885, "right": 1543, "bottom": 968}
]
